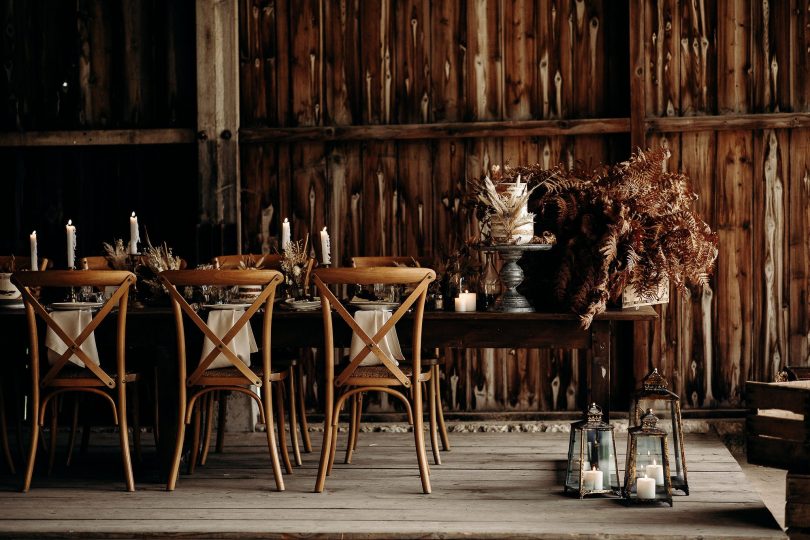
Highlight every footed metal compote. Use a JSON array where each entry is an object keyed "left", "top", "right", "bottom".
[{"left": 478, "top": 243, "right": 552, "bottom": 313}]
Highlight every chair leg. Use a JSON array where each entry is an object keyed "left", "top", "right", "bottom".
[
  {"left": 286, "top": 371, "right": 302, "bottom": 466},
  {"left": 65, "top": 397, "right": 80, "bottom": 467},
  {"left": 261, "top": 384, "right": 285, "bottom": 491},
  {"left": 21, "top": 396, "right": 40, "bottom": 492},
  {"left": 326, "top": 413, "right": 339, "bottom": 476},
  {"left": 215, "top": 391, "right": 227, "bottom": 453},
  {"left": 131, "top": 382, "right": 142, "bottom": 464},
  {"left": 187, "top": 401, "right": 202, "bottom": 475},
  {"left": 351, "top": 392, "right": 363, "bottom": 452},
  {"left": 428, "top": 376, "right": 441, "bottom": 466},
  {"left": 313, "top": 417, "right": 332, "bottom": 493},
  {"left": 433, "top": 364, "right": 451, "bottom": 451},
  {"left": 0, "top": 382, "right": 15, "bottom": 474},
  {"left": 47, "top": 396, "right": 58, "bottom": 476},
  {"left": 295, "top": 364, "right": 312, "bottom": 453},
  {"left": 412, "top": 382, "right": 432, "bottom": 494},
  {"left": 166, "top": 400, "right": 187, "bottom": 491},
  {"left": 344, "top": 394, "right": 358, "bottom": 464},
  {"left": 200, "top": 392, "right": 215, "bottom": 466},
  {"left": 117, "top": 383, "right": 135, "bottom": 492},
  {"left": 274, "top": 382, "right": 293, "bottom": 474}
]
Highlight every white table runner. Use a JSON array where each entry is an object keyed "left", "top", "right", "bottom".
[
  {"left": 349, "top": 310, "right": 405, "bottom": 367},
  {"left": 201, "top": 309, "right": 258, "bottom": 370},
  {"left": 45, "top": 310, "right": 100, "bottom": 368}
]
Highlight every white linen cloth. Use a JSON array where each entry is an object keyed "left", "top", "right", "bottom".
[
  {"left": 201, "top": 309, "right": 258, "bottom": 370},
  {"left": 45, "top": 310, "right": 100, "bottom": 368},
  {"left": 349, "top": 310, "right": 405, "bottom": 367}
]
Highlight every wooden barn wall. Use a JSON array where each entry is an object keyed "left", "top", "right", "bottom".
[
  {"left": 239, "top": 0, "right": 810, "bottom": 413},
  {"left": 237, "top": 0, "right": 631, "bottom": 414},
  {"left": 637, "top": 0, "right": 810, "bottom": 409},
  {"left": 0, "top": 0, "right": 198, "bottom": 265}
]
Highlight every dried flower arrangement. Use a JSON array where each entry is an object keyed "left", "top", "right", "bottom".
[
  {"left": 470, "top": 165, "right": 557, "bottom": 245},
  {"left": 0, "top": 256, "right": 16, "bottom": 273},
  {"left": 534, "top": 147, "right": 718, "bottom": 328},
  {"left": 102, "top": 239, "right": 131, "bottom": 270},
  {"left": 280, "top": 239, "right": 311, "bottom": 297},
  {"left": 138, "top": 240, "right": 184, "bottom": 298}
]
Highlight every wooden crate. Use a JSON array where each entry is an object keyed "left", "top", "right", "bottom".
[{"left": 746, "top": 380, "right": 810, "bottom": 471}]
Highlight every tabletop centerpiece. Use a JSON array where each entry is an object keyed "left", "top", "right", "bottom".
[
  {"left": 469, "top": 165, "right": 556, "bottom": 313},
  {"left": 280, "top": 238, "right": 311, "bottom": 300}
]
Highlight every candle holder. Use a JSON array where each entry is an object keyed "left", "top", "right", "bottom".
[
  {"left": 475, "top": 244, "right": 551, "bottom": 313},
  {"left": 564, "top": 403, "right": 621, "bottom": 498},
  {"left": 629, "top": 368, "right": 689, "bottom": 495},
  {"left": 126, "top": 254, "right": 144, "bottom": 308},
  {"left": 622, "top": 409, "right": 674, "bottom": 506}
]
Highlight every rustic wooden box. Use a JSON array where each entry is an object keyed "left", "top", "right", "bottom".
[
  {"left": 746, "top": 380, "right": 810, "bottom": 471},
  {"left": 621, "top": 279, "right": 670, "bottom": 309}
]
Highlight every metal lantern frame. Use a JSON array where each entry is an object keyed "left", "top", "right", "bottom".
[
  {"left": 622, "top": 409, "right": 674, "bottom": 506},
  {"left": 629, "top": 368, "right": 689, "bottom": 495},
  {"left": 564, "top": 403, "right": 621, "bottom": 498}
]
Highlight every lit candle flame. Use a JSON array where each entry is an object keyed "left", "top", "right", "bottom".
[
  {"left": 67, "top": 219, "right": 72, "bottom": 226},
  {"left": 131, "top": 211, "right": 136, "bottom": 217}
]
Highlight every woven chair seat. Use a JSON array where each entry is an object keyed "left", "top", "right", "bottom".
[
  {"left": 52, "top": 365, "right": 138, "bottom": 384},
  {"left": 198, "top": 365, "right": 289, "bottom": 383}
]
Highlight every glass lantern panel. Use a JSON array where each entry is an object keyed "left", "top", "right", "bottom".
[
  {"left": 635, "top": 398, "right": 682, "bottom": 477},
  {"left": 629, "top": 436, "right": 667, "bottom": 499},
  {"left": 565, "top": 429, "right": 587, "bottom": 490}
]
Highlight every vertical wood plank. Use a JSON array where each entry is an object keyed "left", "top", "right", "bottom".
[
  {"left": 324, "top": 0, "right": 361, "bottom": 126},
  {"left": 789, "top": 129, "right": 810, "bottom": 367}
]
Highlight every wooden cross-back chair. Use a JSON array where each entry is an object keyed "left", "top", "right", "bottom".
[
  {"left": 210, "top": 253, "right": 314, "bottom": 463},
  {"left": 159, "top": 269, "right": 289, "bottom": 491},
  {"left": 12, "top": 270, "right": 137, "bottom": 492},
  {"left": 313, "top": 267, "right": 436, "bottom": 494},
  {"left": 350, "top": 256, "right": 449, "bottom": 461}
]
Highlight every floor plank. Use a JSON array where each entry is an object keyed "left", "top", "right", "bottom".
[{"left": 0, "top": 430, "right": 785, "bottom": 539}]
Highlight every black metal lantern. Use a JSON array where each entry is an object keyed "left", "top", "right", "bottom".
[
  {"left": 622, "top": 409, "right": 673, "bottom": 506},
  {"left": 629, "top": 368, "right": 688, "bottom": 495},
  {"left": 564, "top": 403, "right": 621, "bottom": 498}
]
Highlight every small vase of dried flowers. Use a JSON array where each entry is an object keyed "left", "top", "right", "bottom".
[
  {"left": 280, "top": 239, "right": 311, "bottom": 300},
  {"left": 138, "top": 240, "right": 184, "bottom": 303},
  {"left": 471, "top": 165, "right": 539, "bottom": 245}
]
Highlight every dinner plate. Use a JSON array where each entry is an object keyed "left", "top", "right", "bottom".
[
  {"left": 0, "top": 299, "right": 24, "bottom": 309},
  {"left": 285, "top": 298, "right": 321, "bottom": 311},
  {"left": 51, "top": 302, "right": 103, "bottom": 311},
  {"left": 202, "top": 303, "right": 253, "bottom": 310},
  {"left": 351, "top": 300, "right": 400, "bottom": 311}
]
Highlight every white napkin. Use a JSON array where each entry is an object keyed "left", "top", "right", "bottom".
[
  {"left": 201, "top": 309, "right": 258, "bottom": 370},
  {"left": 349, "top": 310, "right": 405, "bottom": 367},
  {"left": 45, "top": 310, "right": 100, "bottom": 368}
]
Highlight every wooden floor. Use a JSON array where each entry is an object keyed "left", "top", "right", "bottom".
[{"left": 0, "top": 428, "right": 785, "bottom": 539}]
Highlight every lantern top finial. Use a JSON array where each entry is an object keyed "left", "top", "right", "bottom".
[
  {"left": 586, "top": 403, "right": 603, "bottom": 424},
  {"left": 641, "top": 408, "right": 659, "bottom": 429},
  {"left": 642, "top": 368, "right": 669, "bottom": 391}
]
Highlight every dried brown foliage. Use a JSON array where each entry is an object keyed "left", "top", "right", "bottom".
[{"left": 534, "top": 147, "right": 718, "bottom": 328}]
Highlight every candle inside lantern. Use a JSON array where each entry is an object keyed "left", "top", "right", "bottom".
[
  {"left": 636, "top": 474, "right": 656, "bottom": 499},
  {"left": 66, "top": 220, "right": 76, "bottom": 269},
  {"left": 582, "top": 466, "right": 604, "bottom": 491},
  {"left": 282, "top": 218, "right": 291, "bottom": 251},
  {"left": 320, "top": 226, "right": 331, "bottom": 265},
  {"left": 129, "top": 212, "right": 140, "bottom": 255},
  {"left": 646, "top": 458, "right": 665, "bottom": 486},
  {"left": 30, "top": 231, "right": 38, "bottom": 271}
]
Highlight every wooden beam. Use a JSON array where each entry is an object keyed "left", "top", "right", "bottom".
[
  {"left": 196, "top": 0, "right": 241, "bottom": 251},
  {"left": 240, "top": 118, "right": 631, "bottom": 143},
  {"left": 0, "top": 129, "right": 195, "bottom": 147},
  {"left": 647, "top": 112, "right": 810, "bottom": 133},
  {"left": 629, "top": 0, "right": 646, "bottom": 149}
]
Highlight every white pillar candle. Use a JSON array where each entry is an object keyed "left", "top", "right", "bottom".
[
  {"left": 456, "top": 291, "right": 477, "bottom": 312},
  {"left": 66, "top": 220, "right": 76, "bottom": 269},
  {"left": 646, "top": 458, "right": 665, "bottom": 485},
  {"left": 636, "top": 474, "right": 656, "bottom": 499},
  {"left": 281, "top": 218, "right": 291, "bottom": 251},
  {"left": 29, "top": 231, "right": 38, "bottom": 271},
  {"left": 320, "top": 226, "right": 331, "bottom": 264},
  {"left": 582, "top": 467, "right": 604, "bottom": 491},
  {"left": 129, "top": 212, "right": 140, "bottom": 254}
]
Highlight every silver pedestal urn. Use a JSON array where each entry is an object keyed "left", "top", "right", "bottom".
[{"left": 479, "top": 243, "right": 552, "bottom": 313}]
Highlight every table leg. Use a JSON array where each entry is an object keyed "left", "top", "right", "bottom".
[{"left": 590, "top": 321, "right": 612, "bottom": 421}]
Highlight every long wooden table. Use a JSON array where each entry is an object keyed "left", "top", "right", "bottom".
[{"left": 0, "top": 304, "right": 656, "bottom": 476}]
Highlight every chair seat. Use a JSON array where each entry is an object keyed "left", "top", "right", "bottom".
[
  {"left": 196, "top": 365, "right": 289, "bottom": 386},
  {"left": 49, "top": 366, "right": 139, "bottom": 387},
  {"left": 343, "top": 364, "right": 431, "bottom": 386}
]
